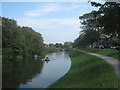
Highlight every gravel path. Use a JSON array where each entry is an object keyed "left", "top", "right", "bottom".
[{"left": 79, "top": 50, "right": 120, "bottom": 79}]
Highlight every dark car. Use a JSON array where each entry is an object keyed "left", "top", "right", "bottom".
[{"left": 111, "top": 46, "right": 120, "bottom": 50}]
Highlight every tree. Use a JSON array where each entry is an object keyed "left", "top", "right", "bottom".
[
  {"left": 64, "top": 42, "right": 73, "bottom": 49},
  {"left": 2, "top": 17, "right": 44, "bottom": 61},
  {"left": 74, "top": 1, "right": 120, "bottom": 48},
  {"left": 91, "top": 2, "right": 120, "bottom": 45},
  {"left": 54, "top": 43, "right": 63, "bottom": 48},
  {"left": 73, "top": 30, "right": 99, "bottom": 48}
]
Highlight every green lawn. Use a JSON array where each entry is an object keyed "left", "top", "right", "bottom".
[
  {"left": 80, "top": 48, "right": 119, "bottom": 60},
  {"left": 48, "top": 50, "right": 118, "bottom": 88}
]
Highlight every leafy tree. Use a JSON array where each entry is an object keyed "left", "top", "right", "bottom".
[
  {"left": 91, "top": 2, "right": 120, "bottom": 45},
  {"left": 2, "top": 17, "right": 44, "bottom": 62},
  {"left": 64, "top": 42, "right": 73, "bottom": 50},
  {"left": 73, "top": 34, "right": 87, "bottom": 48},
  {"left": 73, "top": 30, "right": 99, "bottom": 48},
  {"left": 74, "top": 1, "right": 120, "bottom": 48},
  {"left": 54, "top": 43, "right": 63, "bottom": 48}
]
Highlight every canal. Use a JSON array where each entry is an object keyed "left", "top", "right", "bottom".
[{"left": 2, "top": 51, "right": 71, "bottom": 88}]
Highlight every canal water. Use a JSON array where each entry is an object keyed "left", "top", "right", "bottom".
[{"left": 2, "top": 51, "right": 71, "bottom": 88}]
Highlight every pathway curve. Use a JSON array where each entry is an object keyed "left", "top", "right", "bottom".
[{"left": 79, "top": 50, "right": 120, "bottom": 79}]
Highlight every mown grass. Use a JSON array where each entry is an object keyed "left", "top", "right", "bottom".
[
  {"left": 80, "top": 48, "right": 119, "bottom": 60},
  {"left": 48, "top": 50, "right": 118, "bottom": 88}
]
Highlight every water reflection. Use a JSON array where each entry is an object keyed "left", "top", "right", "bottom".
[
  {"left": 19, "top": 51, "right": 71, "bottom": 88},
  {"left": 45, "top": 60, "right": 50, "bottom": 63},
  {"left": 2, "top": 58, "right": 44, "bottom": 88},
  {"left": 3, "top": 51, "right": 71, "bottom": 88}
]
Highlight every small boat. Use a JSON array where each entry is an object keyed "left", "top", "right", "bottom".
[
  {"left": 45, "top": 57, "right": 50, "bottom": 61},
  {"left": 45, "top": 59, "right": 50, "bottom": 61},
  {"left": 34, "top": 55, "right": 38, "bottom": 58}
]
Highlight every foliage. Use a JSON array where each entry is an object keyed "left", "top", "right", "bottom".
[
  {"left": 73, "top": 34, "right": 87, "bottom": 48},
  {"left": 64, "top": 42, "right": 73, "bottom": 50},
  {"left": 99, "top": 2, "right": 120, "bottom": 36},
  {"left": 2, "top": 17, "right": 44, "bottom": 62},
  {"left": 73, "top": 30, "right": 99, "bottom": 48},
  {"left": 91, "top": 2, "right": 102, "bottom": 7},
  {"left": 54, "top": 43, "right": 63, "bottom": 48},
  {"left": 49, "top": 49, "right": 118, "bottom": 88},
  {"left": 44, "top": 47, "right": 58, "bottom": 55},
  {"left": 73, "top": 2, "right": 120, "bottom": 48},
  {"left": 73, "top": 10, "right": 101, "bottom": 48}
]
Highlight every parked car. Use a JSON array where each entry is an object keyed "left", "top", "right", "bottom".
[
  {"left": 111, "top": 46, "right": 120, "bottom": 50},
  {"left": 92, "top": 46, "right": 98, "bottom": 48}
]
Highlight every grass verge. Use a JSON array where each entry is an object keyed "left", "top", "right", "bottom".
[
  {"left": 48, "top": 49, "right": 118, "bottom": 88},
  {"left": 80, "top": 48, "right": 119, "bottom": 60}
]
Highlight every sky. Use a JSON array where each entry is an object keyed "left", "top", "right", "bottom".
[{"left": 2, "top": 1, "right": 102, "bottom": 44}]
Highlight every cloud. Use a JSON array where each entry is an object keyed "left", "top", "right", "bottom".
[
  {"left": 17, "top": 18, "right": 57, "bottom": 30},
  {"left": 16, "top": 18, "right": 79, "bottom": 30},
  {"left": 16, "top": 17, "right": 80, "bottom": 43},
  {"left": 15, "top": 3, "right": 82, "bottom": 44},
  {"left": 13, "top": 2, "right": 95, "bottom": 44},
  {"left": 24, "top": 3, "right": 62, "bottom": 17},
  {"left": 24, "top": 3, "right": 84, "bottom": 17},
  {"left": 15, "top": 3, "right": 86, "bottom": 43}
]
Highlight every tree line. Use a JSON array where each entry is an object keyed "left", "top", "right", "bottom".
[
  {"left": 2, "top": 17, "right": 44, "bottom": 62},
  {"left": 73, "top": 2, "right": 120, "bottom": 49}
]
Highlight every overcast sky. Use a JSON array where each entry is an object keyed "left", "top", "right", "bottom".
[{"left": 2, "top": 1, "right": 103, "bottom": 44}]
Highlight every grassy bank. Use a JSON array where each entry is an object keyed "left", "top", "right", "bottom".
[
  {"left": 48, "top": 50, "right": 118, "bottom": 88},
  {"left": 80, "top": 48, "right": 119, "bottom": 60}
]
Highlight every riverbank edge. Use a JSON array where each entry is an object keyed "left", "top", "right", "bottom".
[{"left": 48, "top": 49, "right": 119, "bottom": 88}]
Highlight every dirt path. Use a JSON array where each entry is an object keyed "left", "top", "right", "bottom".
[{"left": 79, "top": 50, "right": 120, "bottom": 79}]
